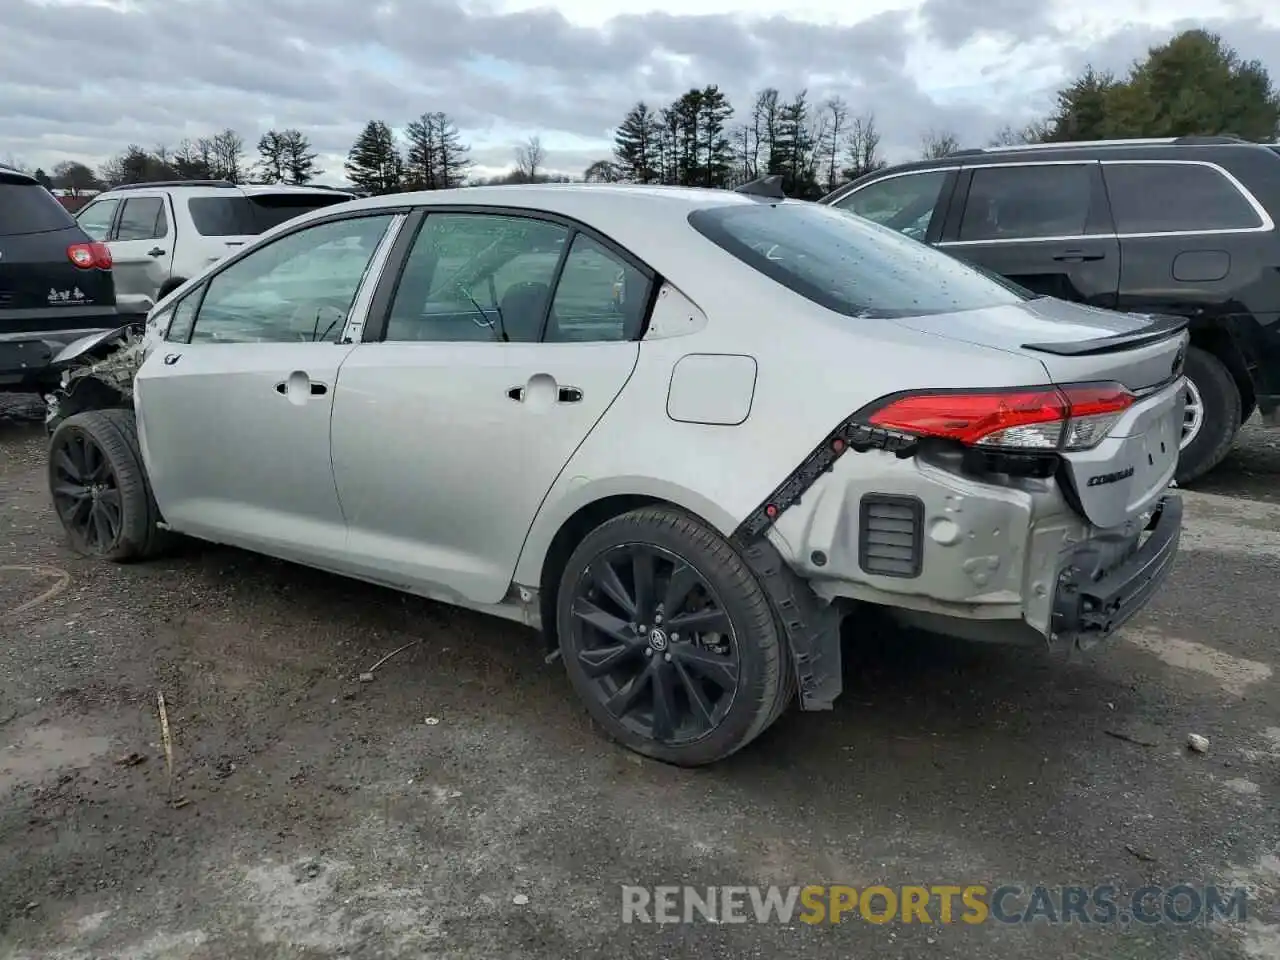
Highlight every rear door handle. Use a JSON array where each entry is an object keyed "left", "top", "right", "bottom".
[
  {"left": 1052, "top": 250, "right": 1105, "bottom": 263},
  {"left": 275, "top": 380, "right": 328, "bottom": 397},
  {"left": 148, "top": 247, "right": 166, "bottom": 257},
  {"left": 506, "top": 386, "right": 525, "bottom": 401},
  {"left": 557, "top": 386, "right": 583, "bottom": 403}
]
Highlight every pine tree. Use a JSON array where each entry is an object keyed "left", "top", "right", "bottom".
[
  {"left": 613, "top": 102, "right": 659, "bottom": 182},
  {"left": 279, "top": 129, "right": 320, "bottom": 184},
  {"left": 696, "top": 85, "right": 734, "bottom": 188},
  {"left": 256, "top": 130, "right": 287, "bottom": 183},
  {"left": 403, "top": 113, "right": 439, "bottom": 189},
  {"left": 345, "top": 120, "right": 402, "bottom": 195},
  {"left": 431, "top": 113, "right": 471, "bottom": 188}
]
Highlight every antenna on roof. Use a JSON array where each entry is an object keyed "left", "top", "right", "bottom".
[{"left": 735, "top": 175, "right": 787, "bottom": 200}]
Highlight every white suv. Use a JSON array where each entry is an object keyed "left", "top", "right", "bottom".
[{"left": 73, "top": 180, "right": 355, "bottom": 320}]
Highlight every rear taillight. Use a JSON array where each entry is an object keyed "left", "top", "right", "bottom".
[
  {"left": 864, "top": 382, "right": 1135, "bottom": 452},
  {"left": 67, "top": 242, "right": 112, "bottom": 270}
]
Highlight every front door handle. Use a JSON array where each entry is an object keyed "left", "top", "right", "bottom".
[
  {"left": 148, "top": 247, "right": 166, "bottom": 257},
  {"left": 506, "top": 386, "right": 525, "bottom": 402},
  {"left": 557, "top": 386, "right": 583, "bottom": 403},
  {"left": 275, "top": 376, "right": 328, "bottom": 399},
  {"left": 1052, "top": 250, "right": 1105, "bottom": 263}
]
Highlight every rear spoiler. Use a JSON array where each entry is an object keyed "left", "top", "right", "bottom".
[{"left": 1021, "top": 313, "right": 1188, "bottom": 357}]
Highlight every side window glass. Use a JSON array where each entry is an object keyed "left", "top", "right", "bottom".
[
  {"left": 1103, "top": 163, "right": 1263, "bottom": 234},
  {"left": 163, "top": 288, "right": 202, "bottom": 343},
  {"left": 959, "top": 164, "right": 1092, "bottom": 241},
  {"left": 154, "top": 201, "right": 170, "bottom": 239},
  {"left": 385, "top": 214, "right": 569, "bottom": 343},
  {"left": 833, "top": 171, "right": 947, "bottom": 240},
  {"left": 547, "top": 234, "right": 650, "bottom": 342},
  {"left": 76, "top": 199, "right": 119, "bottom": 241},
  {"left": 189, "top": 215, "right": 395, "bottom": 344},
  {"left": 116, "top": 198, "right": 166, "bottom": 242}
]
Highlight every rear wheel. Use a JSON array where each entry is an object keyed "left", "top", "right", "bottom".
[
  {"left": 48, "top": 409, "right": 172, "bottom": 562},
  {"left": 1176, "top": 346, "right": 1241, "bottom": 485},
  {"left": 556, "top": 506, "right": 788, "bottom": 766},
  {"left": 156, "top": 276, "right": 187, "bottom": 301}
]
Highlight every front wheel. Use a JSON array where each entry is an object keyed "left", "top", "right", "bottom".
[
  {"left": 556, "top": 505, "right": 791, "bottom": 766},
  {"left": 47, "top": 409, "right": 172, "bottom": 562},
  {"left": 1176, "top": 346, "right": 1241, "bottom": 485}
]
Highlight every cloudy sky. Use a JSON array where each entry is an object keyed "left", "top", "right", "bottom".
[{"left": 3, "top": 0, "right": 1279, "bottom": 185}]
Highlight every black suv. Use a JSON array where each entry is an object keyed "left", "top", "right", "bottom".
[
  {"left": 820, "top": 135, "right": 1280, "bottom": 484},
  {"left": 1, "top": 164, "right": 120, "bottom": 392}
]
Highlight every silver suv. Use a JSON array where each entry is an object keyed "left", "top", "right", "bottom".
[{"left": 72, "top": 180, "right": 355, "bottom": 320}]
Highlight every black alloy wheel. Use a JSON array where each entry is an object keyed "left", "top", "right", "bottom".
[
  {"left": 570, "top": 542, "right": 741, "bottom": 745},
  {"left": 51, "top": 428, "right": 123, "bottom": 554},
  {"left": 556, "top": 505, "right": 792, "bottom": 766}
]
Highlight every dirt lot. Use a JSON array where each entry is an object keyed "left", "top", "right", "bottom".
[{"left": 1, "top": 395, "right": 1278, "bottom": 960}]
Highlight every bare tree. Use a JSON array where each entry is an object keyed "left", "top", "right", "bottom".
[
  {"left": 987, "top": 121, "right": 1051, "bottom": 146},
  {"left": 920, "top": 127, "right": 961, "bottom": 159},
  {"left": 210, "top": 128, "right": 246, "bottom": 183},
  {"left": 514, "top": 135, "right": 546, "bottom": 182},
  {"left": 843, "top": 112, "right": 886, "bottom": 180},
  {"left": 816, "top": 96, "right": 849, "bottom": 193}
]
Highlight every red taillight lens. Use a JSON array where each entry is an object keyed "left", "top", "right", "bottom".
[
  {"left": 67, "top": 242, "right": 112, "bottom": 270},
  {"left": 865, "top": 383, "right": 1135, "bottom": 451}
]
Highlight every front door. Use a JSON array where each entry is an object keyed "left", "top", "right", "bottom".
[
  {"left": 939, "top": 161, "right": 1121, "bottom": 308},
  {"left": 135, "top": 211, "right": 403, "bottom": 563},
  {"left": 331, "top": 211, "right": 653, "bottom": 605},
  {"left": 106, "top": 195, "right": 175, "bottom": 316}
]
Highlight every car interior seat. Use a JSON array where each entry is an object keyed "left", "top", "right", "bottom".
[{"left": 498, "top": 281, "right": 553, "bottom": 342}]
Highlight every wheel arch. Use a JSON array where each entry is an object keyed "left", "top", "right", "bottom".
[
  {"left": 1188, "top": 322, "right": 1256, "bottom": 419},
  {"left": 519, "top": 480, "right": 740, "bottom": 648}
]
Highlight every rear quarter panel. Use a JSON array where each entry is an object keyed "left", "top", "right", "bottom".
[{"left": 513, "top": 265, "right": 1053, "bottom": 585}]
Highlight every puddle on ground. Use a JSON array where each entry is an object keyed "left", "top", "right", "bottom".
[{"left": 0, "top": 724, "right": 114, "bottom": 793}]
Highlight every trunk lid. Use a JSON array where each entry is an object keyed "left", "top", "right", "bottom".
[{"left": 895, "top": 298, "right": 1187, "bottom": 530}]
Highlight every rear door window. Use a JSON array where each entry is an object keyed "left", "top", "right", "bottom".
[
  {"left": 0, "top": 179, "right": 76, "bottom": 237},
  {"left": 1102, "top": 162, "right": 1264, "bottom": 233},
  {"left": 831, "top": 171, "right": 948, "bottom": 240},
  {"left": 187, "top": 194, "right": 351, "bottom": 237},
  {"left": 959, "top": 164, "right": 1093, "bottom": 241},
  {"left": 687, "top": 201, "right": 1028, "bottom": 319},
  {"left": 115, "top": 197, "right": 167, "bottom": 241},
  {"left": 76, "top": 198, "right": 120, "bottom": 241}
]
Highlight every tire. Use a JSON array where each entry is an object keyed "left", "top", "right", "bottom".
[
  {"left": 156, "top": 277, "right": 187, "bottom": 300},
  {"left": 47, "top": 408, "right": 173, "bottom": 562},
  {"left": 1177, "top": 346, "right": 1241, "bottom": 486},
  {"left": 556, "top": 505, "right": 787, "bottom": 767}
]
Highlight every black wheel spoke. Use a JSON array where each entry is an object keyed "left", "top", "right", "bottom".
[
  {"left": 671, "top": 657, "right": 716, "bottom": 731},
  {"left": 577, "top": 640, "right": 644, "bottom": 678},
  {"left": 66, "top": 497, "right": 92, "bottom": 529},
  {"left": 52, "top": 482, "right": 90, "bottom": 502},
  {"left": 97, "top": 490, "right": 123, "bottom": 533},
  {"left": 90, "top": 504, "right": 112, "bottom": 547},
  {"left": 651, "top": 662, "right": 678, "bottom": 742},
  {"left": 667, "top": 607, "right": 732, "bottom": 635},
  {"left": 605, "top": 666, "right": 651, "bottom": 717},
  {"left": 55, "top": 450, "right": 82, "bottom": 483},
  {"left": 663, "top": 562, "right": 700, "bottom": 616},
  {"left": 572, "top": 597, "right": 635, "bottom": 643},
  {"left": 671, "top": 645, "right": 738, "bottom": 691},
  {"left": 631, "top": 548, "right": 655, "bottom": 623},
  {"left": 591, "top": 560, "right": 636, "bottom": 618}
]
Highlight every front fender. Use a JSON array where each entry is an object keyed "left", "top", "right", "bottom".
[{"left": 49, "top": 323, "right": 143, "bottom": 369}]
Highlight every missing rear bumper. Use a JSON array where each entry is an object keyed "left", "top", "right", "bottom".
[{"left": 1051, "top": 493, "right": 1182, "bottom": 650}]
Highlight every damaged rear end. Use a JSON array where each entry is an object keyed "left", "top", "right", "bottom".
[{"left": 763, "top": 300, "right": 1186, "bottom": 654}]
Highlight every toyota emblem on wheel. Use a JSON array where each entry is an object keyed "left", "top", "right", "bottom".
[{"left": 647, "top": 627, "right": 669, "bottom": 652}]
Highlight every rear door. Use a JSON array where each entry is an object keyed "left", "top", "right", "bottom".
[
  {"left": 938, "top": 161, "right": 1121, "bottom": 307},
  {"left": 106, "top": 194, "right": 174, "bottom": 316},
  {"left": 331, "top": 209, "right": 650, "bottom": 605},
  {"left": 0, "top": 175, "right": 116, "bottom": 333}
]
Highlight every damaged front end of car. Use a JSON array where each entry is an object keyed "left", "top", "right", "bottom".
[{"left": 43, "top": 322, "right": 150, "bottom": 434}]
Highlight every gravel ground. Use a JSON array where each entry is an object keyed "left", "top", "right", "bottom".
[{"left": 0, "top": 394, "right": 1277, "bottom": 960}]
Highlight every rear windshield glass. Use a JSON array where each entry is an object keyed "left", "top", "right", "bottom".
[
  {"left": 187, "top": 193, "right": 352, "bottom": 237},
  {"left": 687, "top": 201, "right": 1030, "bottom": 319},
  {"left": 0, "top": 179, "right": 76, "bottom": 237}
]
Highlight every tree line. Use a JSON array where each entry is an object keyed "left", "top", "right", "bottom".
[
  {"left": 25, "top": 28, "right": 1279, "bottom": 201},
  {"left": 588, "top": 28, "right": 1280, "bottom": 198}
]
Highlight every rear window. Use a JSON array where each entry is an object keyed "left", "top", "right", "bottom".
[
  {"left": 1101, "top": 162, "right": 1264, "bottom": 234},
  {"left": 186, "top": 193, "right": 352, "bottom": 237},
  {"left": 687, "top": 202, "right": 1030, "bottom": 319},
  {"left": 0, "top": 178, "right": 76, "bottom": 237}
]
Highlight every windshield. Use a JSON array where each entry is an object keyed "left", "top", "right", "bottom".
[{"left": 687, "top": 201, "right": 1031, "bottom": 319}]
